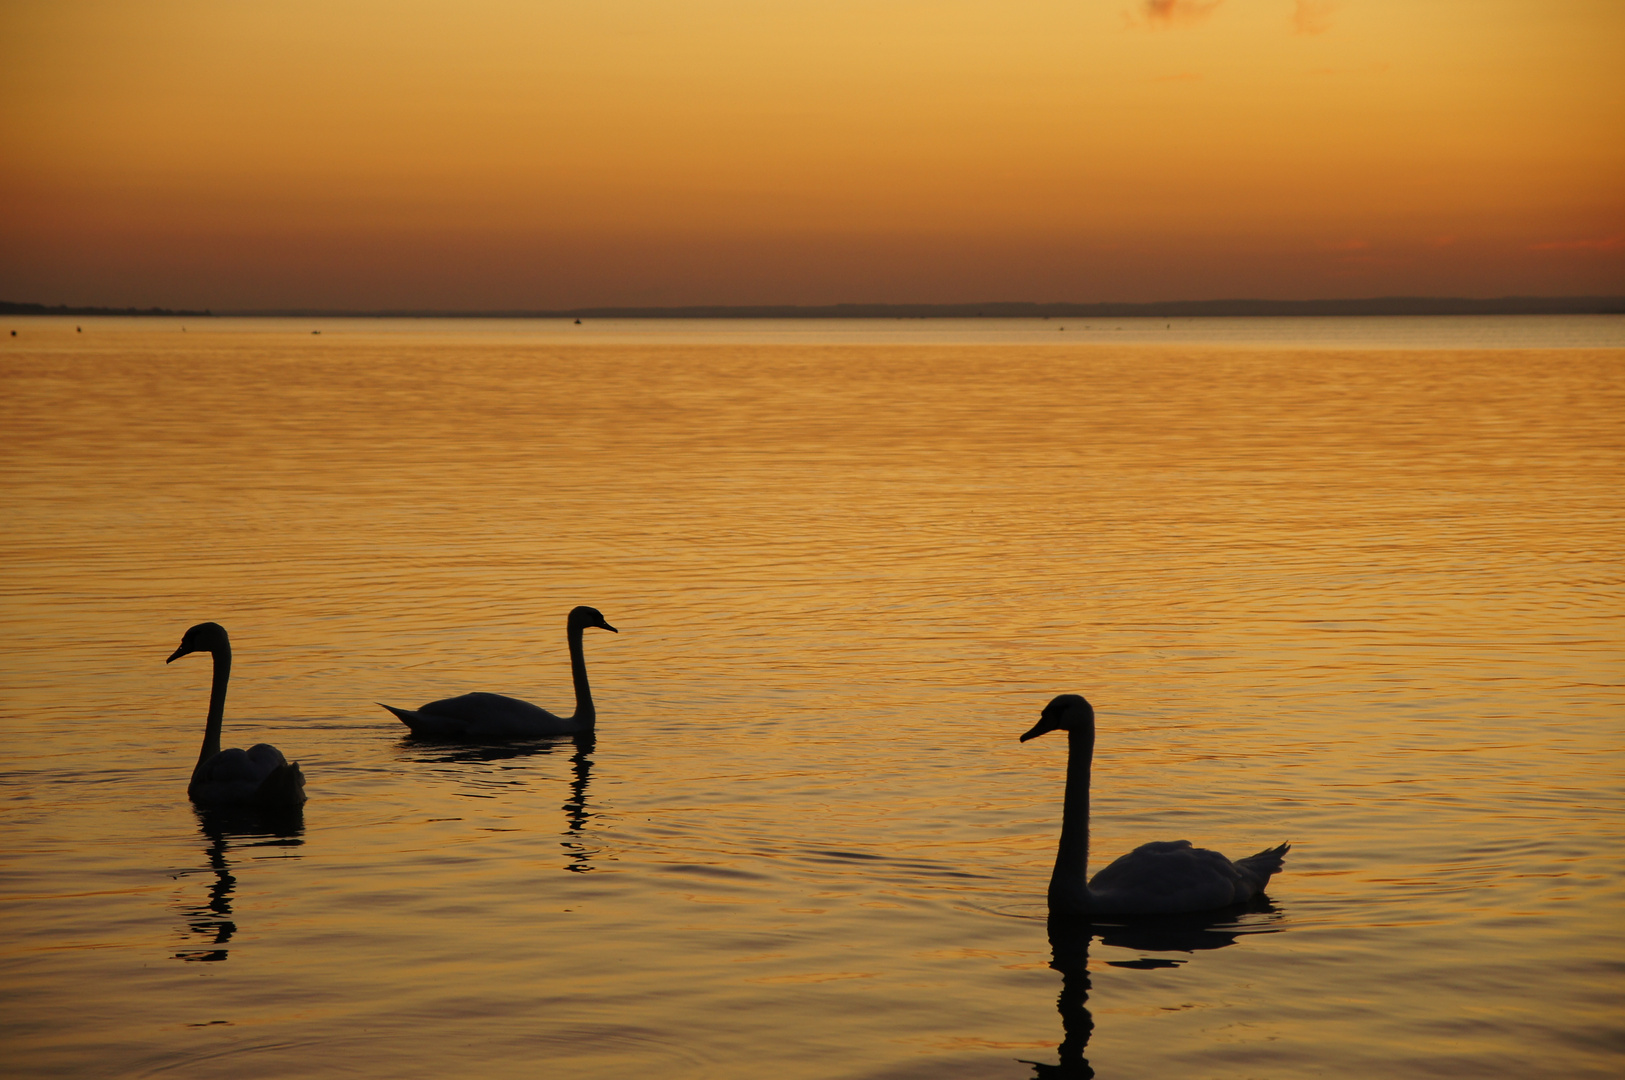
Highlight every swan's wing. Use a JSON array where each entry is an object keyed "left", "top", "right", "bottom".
[
  {"left": 382, "top": 692, "right": 574, "bottom": 739},
  {"left": 193, "top": 748, "right": 250, "bottom": 785},
  {"left": 1232, "top": 842, "right": 1290, "bottom": 893},
  {"left": 1088, "top": 840, "right": 1253, "bottom": 915},
  {"left": 190, "top": 745, "right": 303, "bottom": 806},
  {"left": 255, "top": 761, "right": 307, "bottom": 804},
  {"left": 245, "top": 743, "right": 290, "bottom": 772}
]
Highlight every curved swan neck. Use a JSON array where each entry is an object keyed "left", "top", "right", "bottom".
[
  {"left": 566, "top": 623, "right": 594, "bottom": 724},
  {"left": 1051, "top": 726, "right": 1093, "bottom": 905},
  {"left": 199, "top": 644, "right": 231, "bottom": 767}
]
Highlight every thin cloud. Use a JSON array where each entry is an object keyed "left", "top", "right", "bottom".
[
  {"left": 1310, "top": 62, "right": 1391, "bottom": 76},
  {"left": 1317, "top": 238, "right": 1390, "bottom": 270},
  {"left": 1292, "top": 1, "right": 1338, "bottom": 36},
  {"left": 1141, "top": 1, "right": 1225, "bottom": 27},
  {"left": 1530, "top": 235, "right": 1625, "bottom": 252}
]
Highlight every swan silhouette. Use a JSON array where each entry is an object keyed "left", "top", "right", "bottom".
[
  {"left": 379, "top": 606, "right": 618, "bottom": 739},
  {"left": 168, "top": 622, "right": 307, "bottom": 807},
  {"left": 1021, "top": 694, "right": 1287, "bottom": 915}
]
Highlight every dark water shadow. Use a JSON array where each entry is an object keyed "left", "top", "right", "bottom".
[
  {"left": 396, "top": 733, "right": 574, "bottom": 765},
  {"left": 173, "top": 805, "right": 304, "bottom": 963},
  {"left": 1022, "top": 899, "right": 1286, "bottom": 1078},
  {"left": 397, "top": 733, "right": 600, "bottom": 871}
]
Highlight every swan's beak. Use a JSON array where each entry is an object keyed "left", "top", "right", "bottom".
[
  {"left": 1019, "top": 719, "right": 1056, "bottom": 742},
  {"left": 599, "top": 620, "right": 618, "bottom": 633},
  {"left": 166, "top": 644, "right": 191, "bottom": 664}
]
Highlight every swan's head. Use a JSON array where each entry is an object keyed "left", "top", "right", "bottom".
[
  {"left": 1019, "top": 693, "right": 1095, "bottom": 742},
  {"left": 567, "top": 606, "right": 618, "bottom": 634},
  {"left": 167, "top": 621, "right": 230, "bottom": 663}
]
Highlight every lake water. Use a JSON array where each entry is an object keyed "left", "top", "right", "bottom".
[{"left": 3, "top": 317, "right": 1622, "bottom": 1078}]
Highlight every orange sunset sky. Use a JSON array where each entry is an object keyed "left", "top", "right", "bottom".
[{"left": 2, "top": 0, "right": 1622, "bottom": 310}]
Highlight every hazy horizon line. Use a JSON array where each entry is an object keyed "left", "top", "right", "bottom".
[{"left": 5, "top": 296, "right": 1624, "bottom": 320}]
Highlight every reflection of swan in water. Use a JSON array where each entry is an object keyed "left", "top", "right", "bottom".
[
  {"left": 1021, "top": 694, "right": 1288, "bottom": 915},
  {"left": 1023, "top": 903, "right": 1283, "bottom": 1077},
  {"left": 174, "top": 806, "right": 304, "bottom": 962},
  {"left": 398, "top": 733, "right": 602, "bottom": 871},
  {"left": 562, "top": 735, "right": 594, "bottom": 833},
  {"left": 379, "top": 606, "right": 618, "bottom": 739},
  {"left": 1024, "top": 918, "right": 1099, "bottom": 1079},
  {"left": 167, "top": 622, "right": 306, "bottom": 806}
]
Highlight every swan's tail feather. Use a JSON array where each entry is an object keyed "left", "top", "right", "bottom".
[
  {"left": 379, "top": 701, "right": 468, "bottom": 739},
  {"left": 257, "top": 761, "right": 307, "bottom": 806},
  {"left": 378, "top": 702, "right": 420, "bottom": 728},
  {"left": 381, "top": 701, "right": 471, "bottom": 738},
  {"left": 1235, "top": 842, "right": 1290, "bottom": 891}
]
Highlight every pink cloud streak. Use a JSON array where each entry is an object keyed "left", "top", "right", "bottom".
[
  {"left": 1529, "top": 235, "right": 1625, "bottom": 252},
  {"left": 1142, "top": 1, "right": 1224, "bottom": 27},
  {"left": 1292, "top": 1, "right": 1338, "bottom": 36}
]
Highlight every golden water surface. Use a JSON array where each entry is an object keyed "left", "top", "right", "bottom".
[{"left": 2, "top": 319, "right": 1622, "bottom": 1078}]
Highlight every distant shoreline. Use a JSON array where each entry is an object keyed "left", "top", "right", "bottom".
[
  {"left": 1, "top": 301, "right": 213, "bottom": 317},
  {"left": 5, "top": 296, "right": 1623, "bottom": 319}
]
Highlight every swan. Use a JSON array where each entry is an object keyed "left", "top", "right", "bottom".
[
  {"left": 168, "top": 622, "right": 307, "bottom": 807},
  {"left": 379, "top": 605, "right": 618, "bottom": 739},
  {"left": 1021, "top": 693, "right": 1287, "bottom": 915}
]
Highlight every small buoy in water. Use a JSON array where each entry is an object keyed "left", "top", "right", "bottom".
[
  {"left": 574, "top": 318, "right": 581, "bottom": 325},
  {"left": 76, "top": 326, "right": 82, "bottom": 333},
  {"left": 312, "top": 330, "right": 321, "bottom": 335},
  {"left": 9, "top": 330, "right": 15, "bottom": 337}
]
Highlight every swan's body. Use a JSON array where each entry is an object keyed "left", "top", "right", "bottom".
[
  {"left": 380, "top": 605, "right": 617, "bottom": 739},
  {"left": 168, "top": 622, "right": 306, "bottom": 807},
  {"left": 1022, "top": 694, "right": 1287, "bottom": 915}
]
